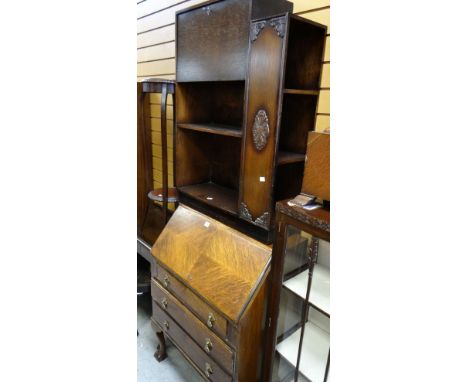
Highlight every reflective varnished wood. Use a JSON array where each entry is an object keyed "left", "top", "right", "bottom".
[{"left": 152, "top": 204, "right": 271, "bottom": 322}]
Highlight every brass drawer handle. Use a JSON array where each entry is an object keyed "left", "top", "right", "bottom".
[
  {"left": 161, "top": 298, "right": 168, "bottom": 309},
  {"left": 163, "top": 320, "right": 169, "bottom": 330},
  {"left": 163, "top": 274, "right": 169, "bottom": 288},
  {"left": 205, "top": 362, "right": 213, "bottom": 378},
  {"left": 204, "top": 338, "right": 213, "bottom": 353},
  {"left": 207, "top": 313, "right": 215, "bottom": 328}
]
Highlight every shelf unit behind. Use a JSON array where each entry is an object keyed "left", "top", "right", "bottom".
[
  {"left": 283, "top": 265, "right": 330, "bottom": 315},
  {"left": 276, "top": 321, "right": 329, "bottom": 382}
]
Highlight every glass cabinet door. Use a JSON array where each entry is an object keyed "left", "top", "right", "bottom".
[{"left": 272, "top": 225, "right": 330, "bottom": 382}]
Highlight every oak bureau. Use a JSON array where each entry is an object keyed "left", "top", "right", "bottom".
[{"left": 151, "top": 205, "right": 271, "bottom": 381}]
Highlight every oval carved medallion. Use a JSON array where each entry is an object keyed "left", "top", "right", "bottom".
[{"left": 252, "top": 109, "right": 269, "bottom": 151}]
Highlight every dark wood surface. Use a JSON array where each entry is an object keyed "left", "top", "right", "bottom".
[
  {"left": 175, "top": 128, "right": 241, "bottom": 191},
  {"left": 152, "top": 281, "right": 235, "bottom": 374},
  {"left": 176, "top": 0, "right": 250, "bottom": 82},
  {"left": 178, "top": 183, "right": 239, "bottom": 217},
  {"left": 239, "top": 19, "right": 285, "bottom": 228},
  {"left": 277, "top": 151, "right": 305, "bottom": 166},
  {"left": 176, "top": 81, "right": 245, "bottom": 127},
  {"left": 178, "top": 123, "right": 243, "bottom": 138},
  {"left": 151, "top": 204, "right": 271, "bottom": 322},
  {"left": 237, "top": 271, "right": 269, "bottom": 382},
  {"left": 283, "top": 88, "right": 319, "bottom": 95},
  {"left": 138, "top": 79, "right": 176, "bottom": 247},
  {"left": 279, "top": 93, "right": 317, "bottom": 154},
  {"left": 284, "top": 15, "right": 327, "bottom": 90},
  {"left": 173, "top": 4, "right": 327, "bottom": 243},
  {"left": 137, "top": 82, "right": 153, "bottom": 236}
]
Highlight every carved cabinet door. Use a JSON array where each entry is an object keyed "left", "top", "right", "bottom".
[{"left": 239, "top": 15, "right": 288, "bottom": 230}]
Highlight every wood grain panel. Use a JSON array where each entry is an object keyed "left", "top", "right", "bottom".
[
  {"left": 154, "top": 265, "right": 229, "bottom": 338},
  {"left": 237, "top": 274, "right": 268, "bottom": 381},
  {"left": 240, "top": 23, "right": 284, "bottom": 224},
  {"left": 137, "top": 25, "right": 175, "bottom": 48},
  {"left": 138, "top": 42, "right": 175, "bottom": 62},
  {"left": 151, "top": 204, "right": 271, "bottom": 322}
]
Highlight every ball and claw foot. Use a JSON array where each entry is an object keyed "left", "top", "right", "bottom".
[{"left": 154, "top": 331, "right": 167, "bottom": 362}]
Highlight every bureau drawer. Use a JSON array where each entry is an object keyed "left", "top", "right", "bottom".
[
  {"left": 153, "top": 267, "right": 228, "bottom": 339},
  {"left": 152, "top": 282, "right": 234, "bottom": 374},
  {"left": 153, "top": 304, "right": 232, "bottom": 382}
]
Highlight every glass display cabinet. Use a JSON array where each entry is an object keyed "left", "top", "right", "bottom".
[{"left": 263, "top": 199, "right": 330, "bottom": 382}]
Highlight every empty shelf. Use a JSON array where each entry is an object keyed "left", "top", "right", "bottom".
[
  {"left": 178, "top": 123, "right": 242, "bottom": 138},
  {"left": 178, "top": 182, "right": 239, "bottom": 216},
  {"left": 277, "top": 151, "right": 306, "bottom": 165},
  {"left": 283, "top": 265, "right": 330, "bottom": 315},
  {"left": 276, "top": 322, "right": 329, "bottom": 382},
  {"left": 284, "top": 89, "right": 320, "bottom": 96}
]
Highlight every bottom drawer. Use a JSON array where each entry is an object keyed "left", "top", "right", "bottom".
[{"left": 153, "top": 303, "right": 232, "bottom": 382}]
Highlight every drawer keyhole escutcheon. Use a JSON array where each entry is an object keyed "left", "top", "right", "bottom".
[
  {"left": 161, "top": 298, "right": 168, "bottom": 309},
  {"left": 163, "top": 320, "right": 169, "bottom": 330},
  {"left": 204, "top": 338, "right": 213, "bottom": 353},
  {"left": 163, "top": 274, "right": 169, "bottom": 288},
  {"left": 207, "top": 313, "right": 215, "bottom": 328},
  {"left": 205, "top": 362, "right": 213, "bottom": 377}
]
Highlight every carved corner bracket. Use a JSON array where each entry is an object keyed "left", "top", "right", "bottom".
[
  {"left": 252, "top": 109, "right": 270, "bottom": 151},
  {"left": 250, "top": 16, "right": 287, "bottom": 42},
  {"left": 270, "top": 16, "right": 287, "bottom": 38},
  {"left": 250, "top": 20, "right": 267, "bottom": 42},
  {"left": 240, "top": 202, "right": 270, "bottom": 229}
]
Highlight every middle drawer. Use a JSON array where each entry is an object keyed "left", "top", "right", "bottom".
[{"left": 152, "top": 280, "right": 235, "bottom": 375}]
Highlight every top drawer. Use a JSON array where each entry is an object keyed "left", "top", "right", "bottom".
[
  {"left": 154, "top": 264, "right": 229, "bottom": 341},
  {"left": 176, "top": 0, "right": 250, "bottom": 82}
]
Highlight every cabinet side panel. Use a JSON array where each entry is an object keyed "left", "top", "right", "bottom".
[
  {"left": 239, "top": 20, "right": 285, "bottom": 229},
  {"left": 237, "top": 273, "right": 269, "bottom": 381}
]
